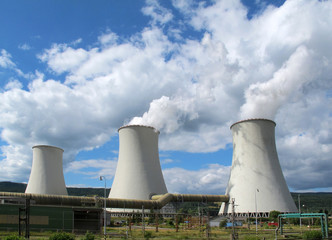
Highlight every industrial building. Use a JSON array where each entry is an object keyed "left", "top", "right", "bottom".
[
  {"left": 0, "top": 196, "right": 102, "bottom": 233},
  {"left": 0, "top": 120, "right": 299, "bottom": 234}
]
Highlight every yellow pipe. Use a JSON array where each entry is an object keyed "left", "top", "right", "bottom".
[
  {"left": 0, "top": 192, "right": 229, "bottom": 209},
  {"left": 152, "top": 193, "right": 229, "bottom": 203}
]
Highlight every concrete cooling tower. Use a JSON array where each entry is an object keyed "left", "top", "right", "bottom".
[
  {"left": 220, "top": 119, "right": 297, "bottom": 216},
  {"left": 109, "top": 125, "right": 168, "bottom": 200},
  {"left": 25, "top": 145, "right": 68, "bottom": 195}
]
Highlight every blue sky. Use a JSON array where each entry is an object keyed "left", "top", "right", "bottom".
[{"left": 0, "top": 0, "right": 331, "bottom": 194}]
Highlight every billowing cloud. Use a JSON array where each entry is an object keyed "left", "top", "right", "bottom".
[
  {"left": 38, "top": 43, "right": 92, "bottom": 75},
  {"left": 65, "top": 159, "right": 118, "bottom": 180},
  {"left": 240, "top": 45, "right": 314, "bottom": 119},
  {"left": 4, "top": 79, "right": 23, "bottom": 90},
  {"left": 0, "top": 0, "right": 331, "bottom": 193},
  {"left": 130, "top": 96, "right": 199, "bottom": 134},
  {"left": 163, "top": 164, "right": 230, "bottom": 194}
]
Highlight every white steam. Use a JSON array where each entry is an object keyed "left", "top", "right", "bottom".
[
  {"left": 129, "top": 96, "right": 198, "bottom": 133},
  {"left": 240, "top": 45, "right": 313, "bottom": 120}
]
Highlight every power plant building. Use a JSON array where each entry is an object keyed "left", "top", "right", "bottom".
[
  {"left": 109, "top": 125, "right": 168, "bottom": 201},
  {"left": 25, "top": 145, "right": 68, "bottom": 196},
  {"left": 220, "top": 119, "right": 297, "bottom": 217},
  {"left": 0, "top": 120, "right": 303, "bottom": 234}
]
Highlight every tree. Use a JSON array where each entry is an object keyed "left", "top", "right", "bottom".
[
  {"left": 269, "top": 210, "right": 281, "bottom": 222},
  {"left": 219, "top": 219, "right": 227, "bottom": 228},
  {"left": 148, "top": 209, "right": 155, "bottom": 224}
]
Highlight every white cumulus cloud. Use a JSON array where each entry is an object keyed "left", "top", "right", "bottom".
[{"left": 163, "top": 164, "right": 230, "bottom": 194}]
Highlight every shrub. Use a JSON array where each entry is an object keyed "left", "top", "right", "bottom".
[
  {"left": 144, "top": 231, "right": 153, "bottom": 239},
  {"left": 166, "top": 219, "right": 174, "bottom": 227},
  {"left": 110, "top": 219, "right": 115, "bottom": 227},
  {"left": 82, "top": 231, "right": 94, "bottom": 240},
  {"left": 243, "top": 236, "right": 257, "bottom": 240},
  {"left": 4, "top": 235, "right": 25, "bottom": 240},
  {"left": 269, "top": 210, "right": 281, "bottom": 222},
  {"left": 303, "top": 230, "right": 322, "bottom": 240},
  {"left": 49, "top": 232, "right": 75, "bottom": 240},
  {"left": 219, "top": 219, "right": 227, "bottom": 228}
]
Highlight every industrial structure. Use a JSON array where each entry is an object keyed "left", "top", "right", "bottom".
[
  {"left": 0, "top": 191, "right": 228, "bottom": 234},
  {"left": 25, "top": 145, "right": 68, "bottom": 196},
  {"left": 0, "top": 120, "right": 304, "bottom": 235},
  {"left": 109, "top": 125, "right": 168, "bottom": 200},
  {"left": 0, "top": 192, "right": 229, "bottom": 210},
  {"left": 220, "top": 119, "right": 297, "bottom": 217}
]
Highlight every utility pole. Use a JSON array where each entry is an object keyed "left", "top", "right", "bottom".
[
  {"left": 255, "top": 189, "right": 259, "bottom": 237},
  {"left": 19, "top": 197, "right": 30, "bottom": 239},
  {"left": 298, "top": 194, "right": 302, "bottom": 230},
  {"left": 231, "top": 198, "right": 238, "bottom": 240},
  {"left": 142, "top": 205, "right": 145, "bottom": 236},
  {"left": 198, "top": 205, "right": 201, "bottom": 232},
  {"left": 155, "top": 211, "right": 159, "bottom": 232},
  {"left": 206, "top": 211, "right": 211, "bottom": 239},
  {"left": 99, "top": 176, "right": 107, "bottom": 240}
]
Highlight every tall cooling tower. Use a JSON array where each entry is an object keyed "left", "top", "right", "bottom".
[
  {"left": 220, "top": 119, "right": 297, "bottom": 216},
  {"left": 25, "top": 145, "right": 68, "bottom": 195},
  {"left": 109, "top": 125, "right": 168, "bottom": 200}
]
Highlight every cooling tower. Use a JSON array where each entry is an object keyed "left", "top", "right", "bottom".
[
  {"left": 220, "top": 119, "right": 297, "bottom": 216},
  {"left": 25, "top": 145, "right": 68, "bottom": 195},
  {"left": 109, "top": 125, "right": 168, "bottom": 200}
]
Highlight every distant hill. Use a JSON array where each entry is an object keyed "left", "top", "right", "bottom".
[
  {"left": 67, "top": 187, "right": 110, "bottom": 197},
  {"left": 0, "top": 182, "right": 331, "bottom": 213},
  {"left": 0, "top": 181, "right": 26, "bottom": 193},
  {"left": 291, "top": 192, "right": 332, "bottom": 213},
  {"left": 0, "top": 181, "right": 110, "bottom": 197}
]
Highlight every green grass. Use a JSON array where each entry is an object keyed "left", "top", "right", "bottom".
[{"left": 0, "top": 224, "right": 329, "bottom": 239}]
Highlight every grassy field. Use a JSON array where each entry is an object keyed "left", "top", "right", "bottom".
[
  {"left": 104, "top": 224, "right": 327, "bottom": 239},
  {"left": 0, "top": 224, "right": 328, "bottom": 239}
]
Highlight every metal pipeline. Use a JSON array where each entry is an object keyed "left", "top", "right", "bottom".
[
  {"left": 151, "top": 193, "right": 228, "bottom": 203},
  {"left": 0, "top": 192, "right": 229, "bottom": 209}
]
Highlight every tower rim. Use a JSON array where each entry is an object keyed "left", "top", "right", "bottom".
[
  {"left": 230, "top": 118, "right": 276, "bottom": 129},
  {"left": 32, "top": 145, "right": 64, "bottom": 152},
  {"left": 118, "top": 124, "right": 160, "bottom": 134}
]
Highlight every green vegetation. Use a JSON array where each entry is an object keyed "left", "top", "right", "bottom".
[
  {"left": 303, "top": 230, "right": 323, "bottom": 239},
  {"left": 269, "top": 210, "right": 281, "bottom": 221},
  {"left": 0, "top": 182, "right": 26, "bottom": 193},
  {"left": 0, "top": 224, "right": 329, "bottom": 240},
  {"left": 49, "top": 232, "right": 75, "bottom": 240},
  {"left": 81, "top": 231, "right": 94, "bottom": 240},
  {"left": 292, "top": 192, "right": 332, "bottom": 213},
  {"left": 0, "top": 181, "right": 110, "bottom": 197},
  {"left": 242, "top": 236, "right": 258, "bottom": 240},
  {"left": 219, "top": 219, "right": 227, "bottom": 228},
  {"left": 67, "top": 187, "right": 110, "bottom": 197},
  {"left": 3, "top": 235, "right": 25, "bottom": 240},
  {"left": 144, "top": 231, "right": 153, "bottom": 239}
]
